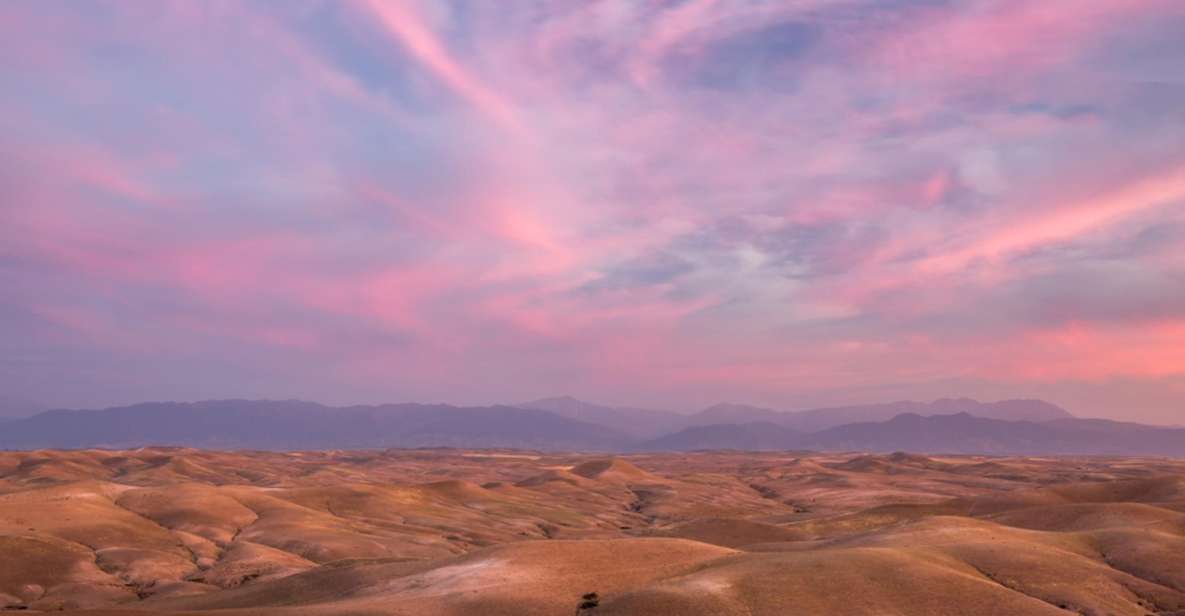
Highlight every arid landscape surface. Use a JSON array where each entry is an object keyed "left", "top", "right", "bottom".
[
  {"left": 3, "top": 449, "right": 1185, "bottom": 615},
  {"left": 5, "top": 1, "right": 1185, "bottom": 614}
]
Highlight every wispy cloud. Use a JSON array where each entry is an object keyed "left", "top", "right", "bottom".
[{"left": 1, "top": 0, "right": 1183, "bottom": 420}]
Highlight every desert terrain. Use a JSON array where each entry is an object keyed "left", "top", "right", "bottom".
[{"left": 2, "top": 448, "right": 1185, "bottom": 615}]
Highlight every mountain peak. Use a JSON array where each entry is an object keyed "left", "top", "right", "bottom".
[
  {"left": 516, "top": 396, "right": 609, "bottom": 415},
  {"left": 701, "top": 402, "right": 778, "bottom": 413},
  {"left": 520, "top": 395, "right": 588, "bottom": 407},
  {"left": 514, "top": 397, "right": 684, "bottom": 440}
]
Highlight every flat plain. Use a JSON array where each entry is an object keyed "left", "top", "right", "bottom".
[{"left": 2, "top": 448, "right": 1185, "bottom": 615}]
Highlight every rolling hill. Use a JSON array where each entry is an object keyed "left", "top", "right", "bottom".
[{"left": 3, "top": 448, "right": 1185, "bottom": 614}]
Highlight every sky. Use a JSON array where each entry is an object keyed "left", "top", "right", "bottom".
[{"left": 1, "top": 1, "right": 1184, "bottom": 423}]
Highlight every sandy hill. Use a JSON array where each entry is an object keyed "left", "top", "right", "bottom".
[
  {"left": 1, "top": 449, "right": 1184, "bottom": 614},
  {"left": 571, "top": 458, "right": 658, "bottom": 481}
]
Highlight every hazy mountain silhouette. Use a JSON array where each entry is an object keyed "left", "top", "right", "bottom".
[
  {"left": 0, "top": 400, "right": 628, "bottom": 451},
  {"left": 801, "top": 412, "right": 1185, "bottom": 456},
  {"left": 3, "top": 397, "right": 1182, "bottom": 456},
  {"left": 0, "top": 395, "right": 44, "bottom": 419},
  {"left": 638, "top": 422, "right": 802, "bottom": 451},
  {"left": 516, "top": 396, "right": 1073, "bottom": 434},
  {"left": 640, "top": 410, "right": 1185, "bottom": 456},
  {"left": 626, "top": 398, "right": 1072, "bottom": 432},
  {"left": 685, "top": 403, "right": 786, "bottom": 426},
  {"left": 515, "top": 396, "right": 684, "bottom": 438},
  {"left": 778, "top": 398, "right": 1072, "bottom": 431}
]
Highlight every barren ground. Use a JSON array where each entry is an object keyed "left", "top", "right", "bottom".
[{"left": 3, "top": 448, "right": 1185, "bottom": 615}]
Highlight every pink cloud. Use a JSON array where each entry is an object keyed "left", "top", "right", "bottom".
[
  {"left": 360, "top": 0, "right": 522, "bottom": 132},
  {"left": 869, "top": 0, "right": 1176, "bottom": 86},
  {"left": 3, "top": 0, "right": 1184, "bottom": 416},
  {"left": 918, "top": 164, "right": 1185, "bottom": 274}
]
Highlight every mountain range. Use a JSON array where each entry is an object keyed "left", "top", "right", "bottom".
[
  {"left": 0, "top": 395, "right": 43, "bottom": 420},
  {"left": 0, "top": 400, "right": 624, "bottom": 451},
  {"left": 0, "top": 396, "right": 1182, "bottom": 456}
]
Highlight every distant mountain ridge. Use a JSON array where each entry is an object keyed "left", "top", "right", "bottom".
[
  {"left": 639, "top": 412, "right": 1185, "bottom": 456},
  {"left": 515, "top": 396, "right": 685, "bottom": 438},
  {"left": 0, "top": 395, "right": 44, "bottom": 419},
  {"left": 685, "top": 403, "right": 787, "bottom": 427},
  {"left": 799, "top": 412, "right": 1185, "bottom": 456},
  {"left": 640, "top": 422, "right": 802, "bottom": 452},
  {"left": 777, "top": 398, "right": 1073, "bottom": 431},
  {"left": 3, "top": 396, "right": 1184, "bottom": 457},
  {"left": 0, "top": 400, "right": 628, "bottom": 451},
  {"left": 518, "top": 396, "right": 1073, "bottom": 434}
]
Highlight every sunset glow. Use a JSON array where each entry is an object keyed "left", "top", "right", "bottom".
[{"left": 2, "top": 1, "right": 1184, "bottom": 421}]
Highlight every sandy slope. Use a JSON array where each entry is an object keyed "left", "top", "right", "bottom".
[{"left": 2, "top": 448, "right": 1185, "bottom": 615}]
